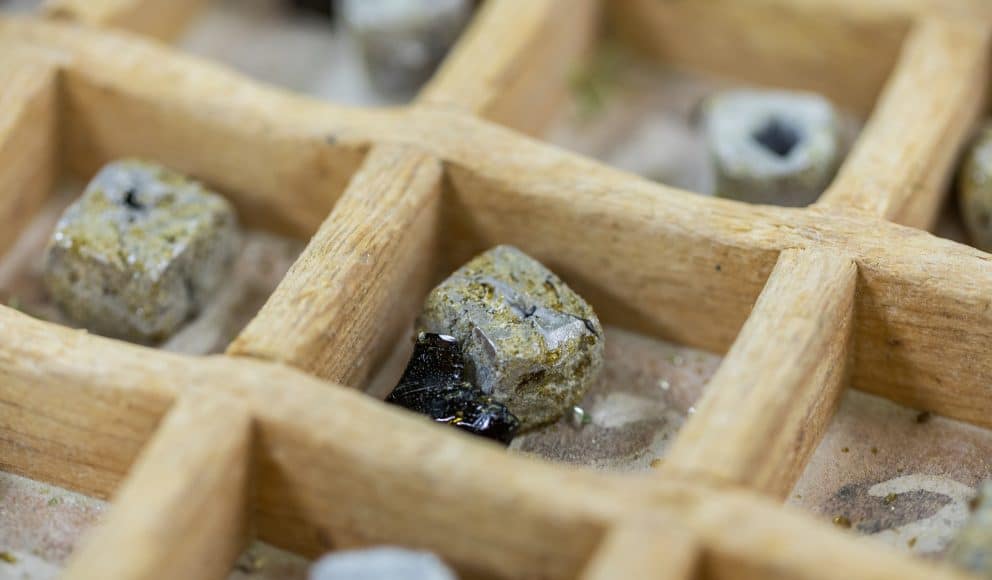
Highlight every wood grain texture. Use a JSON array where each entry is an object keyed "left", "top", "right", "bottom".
[
  {"left": 0, "top": 45, "right": 59, "bottom": 257},
  {"left": 6, "top": 19, "right": 992, "bottom": 431},
  {"left": 663, "top": 249, "right": 856, "bottom": 498},
  {"left": 818, "top": 17, "right": 991, "bottom": 229},
  {"left": 228, "top": 144, "right": 442, "bottom": 387},
  {"left": 608, "top": 0, "right": 909, "bottom": 115},
  {"left": 0, "top": 308, "right": 974, "bottom": 580},
  {"left": 420, "top": 0, "right": 598, "bottom": 135},
  {"left": 43, "top": 0, "right": 207, "bottom": 39},
  {"left": 0, "top": 305, "right": 176, "bottom": 498},
  {"left": 64, "top": 395, "right": 252, "bottom": 580},
  {"left": 580, "top": 518, "right": 699, "bottom": 580},
  {"left": 4, "top": 7, "right": 992, "bottom": 580}
]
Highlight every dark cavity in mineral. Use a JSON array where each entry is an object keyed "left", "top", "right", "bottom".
[{"left": 386, "top": 333, "right": 520, "bottom": 445}]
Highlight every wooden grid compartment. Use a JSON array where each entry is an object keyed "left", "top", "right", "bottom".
[{"left": 3, "top": 0, "right": 992, "bottom": 578}]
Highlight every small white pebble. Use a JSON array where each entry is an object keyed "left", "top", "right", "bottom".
[
  {"left": 309, "top": 547, "right": 456, "bottom": 580},
  {"left": 658, "top": 379, "right": 671, "bottom": 391},
  {"left": 570, "top": 405, "right": 591, "bottom": 429},
  {"left": 688, "top": 406, "right": 696, "bottom": 415}
]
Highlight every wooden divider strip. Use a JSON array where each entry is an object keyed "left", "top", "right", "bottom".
[
  {"left": 0, "top": 46, "right": 59, "bottom": 256},
  {"left": 43, "top": 0, "right": 207, "bottom": 39},
  {"left": 63, "top": 395, "right": 253, "bottom": 580},
  {"left": 228, "top": 144, "right": 442, "bottom": 387},
  {"left": 0, "top": 306, "right": 972, "bottom": 580},
  {"left": 420, "top": 0, "right": 598, "bottom": 134},
  {"left": 579, "top": 518, "right": 700, "bottom": 580},
  {"left": 817, "top": 17, "right": 991, "bottom": 228},
  {"left": 663, "top": 249, "right": 856, "bottom": 498}
]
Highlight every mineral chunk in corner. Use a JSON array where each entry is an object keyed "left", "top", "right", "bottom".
[
  {"left": 418, "top": 245, "right": 604, "bottom": 430},
  {"left": 703, "top": 89, "right": 842, "bottom": 206},
  {"left": 948, "top": 480, "right": 992, "bottom": 576},
  {"left": 309, "top": 547, "right": 457, "bottom": 580},
  {"left": 959, "top": 126, "right": 992, "bottom": 252},
  {"left": 337, "top": 0, "right": 473, "bottom": 96},
  {"left": 387, "top": 333, "right": 519, "bottom": 445},
  {"left": 43, "top": 159, "right": 239, "bottom": 343}
]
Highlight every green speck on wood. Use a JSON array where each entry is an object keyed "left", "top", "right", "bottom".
[
  {"left": 48, "top": 497, "right": 62, "bottom": 506},
  {"left": 567, "top": 43, "right": 624, "bottom": 122},
  {"left": 0, "top": 551, "right": 17, "bottom": 564}
]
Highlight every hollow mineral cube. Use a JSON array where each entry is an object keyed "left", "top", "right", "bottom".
[
  {"left": 418, "top": 245, "right": 604, "bottom": 430},
  {"left": 703, "top": 89, "right": 842, "bottom": 206},
  {"left": 338, "top": 0, "right": 473, "bottom": 96},
  {"left": 44, "top": 160, "right": 239, "bottom": 343}
]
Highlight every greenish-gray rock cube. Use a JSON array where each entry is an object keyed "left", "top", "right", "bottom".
[
  {"left": 43, "top": 160, "right": 239, "bottom": 343},
  {"left": 418, "top": 245, "right": 604, "bottom": 430},
  {"left": 960, "top": 127, "right": 992, "bottom": 252},
  {"left": 948, "top": 481, "right": 992, "bottom": 576},
  {"left": 703, "top": 89, "right": 841, "bottom": 206}
]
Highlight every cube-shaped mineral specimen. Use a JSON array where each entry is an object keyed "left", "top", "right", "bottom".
[
  {"left": 337, "top": 0, "right": 473, "bottom": 96},
  {"left": 703, "top": 89, "right": 841, "bottom": 206},
  {"left": 310, "top": 547, "right": 456, "bottom": 580},
  {"left": 418, "top": 245, "right": 604, "bottom": 430},
  {"left": 386, "top": 332, "right": 520, "bottom": 444},
  {"left": 959, "top": 127, "right": 992, "bottom": 252},
  {"left": 948, "top": 480, "right": 992, "bottom": 575},
  {"left": 43, "top": 160, "right": 239, "bottom": 343}
]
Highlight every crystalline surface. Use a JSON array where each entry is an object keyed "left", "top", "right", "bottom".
[
  {"left": 419, "top": 245, "right": 604, "bottom": 430},
  {"left": 44, "top": 159, "right": 238, "bottom": 343},
  {"left": 386, "top": 333, "right": 520, "bottom": 444}
]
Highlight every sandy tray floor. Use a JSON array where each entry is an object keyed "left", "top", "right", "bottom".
[{"left": 1, "top": 0, "right": 990, "bottom": 576}]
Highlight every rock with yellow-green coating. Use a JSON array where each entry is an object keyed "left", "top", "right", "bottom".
[
  {"left": 43, "top": 159, "right": 238, "bottom": 343},
  {"left": 418, "top": 245, "right": 604, "bottom": 430},
  {"left": 947, "top": 480, "right": 992, "bottom": 576},
  {"left": 960, "top": 127, "right": 992, "bottom": 252}
]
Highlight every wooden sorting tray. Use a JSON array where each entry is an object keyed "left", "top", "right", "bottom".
[{"left": 3, "top": 0, "right": 992, "bottom": 578}]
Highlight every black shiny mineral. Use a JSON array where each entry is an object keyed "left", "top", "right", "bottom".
[
  {"left": 289, "top": 0, "right": 334, "bottom": 18},
  {"left": 386, "top": 333, "right": 520, "bottom": 445}
]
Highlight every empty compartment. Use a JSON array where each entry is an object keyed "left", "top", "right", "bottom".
[
  {"left": 791, "top": 391, "right": 992, "bottom": 559},
  {"left": 178, "top": 0, "right": 479, "bottom": 105},
  {"left": 0, "top": 176, "right": 304, "bottom": 354},
  {"left": 0, "top": 470, "right": 310, "bottom": 578}
]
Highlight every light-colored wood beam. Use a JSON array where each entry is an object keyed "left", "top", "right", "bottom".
[
  {"left": 5, "top": 19, "right": 992, "bottom": 428},
  {"left": 420, "top": 0, "right": 599, "bottom": 135},
  {"left": 0, "top": 45, "right": 59, "bottom": 257},
  {"left": 43, "top": 0, "right": 207, "bottom": 40},
  {"left": 579, "top": 518, "right": 700, "bottom": 580},
  {"left": 228, "top": 144, "right": 442, "bottom": 387},
  {"left": 0, "top": 308, "right": 973, "bottom": 580},
  {"left": 608, "top": 0, "right": 910, "bottom": 115},
  {"left": 63, "top": 395, "right": 252, "bottom": 580},
  {"left": 817, "top": 17, "right": 991, "bottom": 229},
  {"left": 0, "top": 308, "right": 176, "bottom": 498},
  {"left": 662, "top": 249, "right": 856, "bottom": 499}
]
